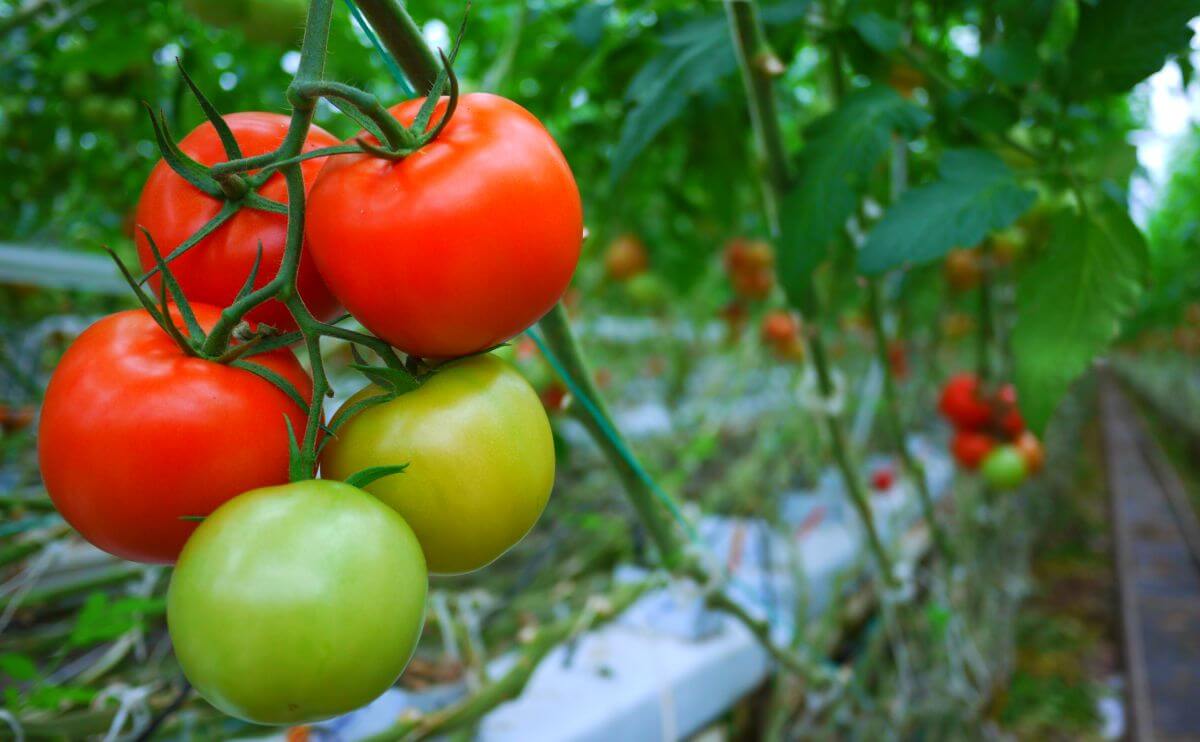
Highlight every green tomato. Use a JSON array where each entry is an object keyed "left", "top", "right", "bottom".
[
  {"left": 322, "top": 355, "right": 554, "bottom": 575},
  {"left": 980, "top": 445, "right": 1028, "bottom": 490},
  {"left": 167, "top": 480, "right": 427, "bottom": 725},
  {"left": 244, "top": 0, "right": 308, "bottom": 45},
  {"left": 624, "top": 272, "right": 669, "bottom": 308}
]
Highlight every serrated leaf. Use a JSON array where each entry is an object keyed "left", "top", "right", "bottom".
[
  {"left": 980, "top": 33, "right": 1040, "bottom": 86},
  {"left": 857, "top": 149, "right": 1036, "bottom": 274},
  {"left": 778, "top": 86, "right": 929, "bottom": 305},
  {"left": 610, "top": 16, "right": 736, "bottom": 184},
  {"left": 349, "top": 363, "right": 420, "bottom": 396},
  {"left": 1066, "top": 0, "right": 1200, "bottom": 97},
  {"left": 345, "top": 464, "right": 409, "bottom": 490},
  {"left": 1013, "top": 198, "right": 1148, "bottom": 431},
  {"left": 850, "top": 11, "right": 903, "bottom": 53}
]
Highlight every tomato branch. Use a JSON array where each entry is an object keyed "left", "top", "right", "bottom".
[{"left": 723, "top": 0, "right": 897, "bottom": 588}]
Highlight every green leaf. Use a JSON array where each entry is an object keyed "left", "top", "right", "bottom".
[
  {"left": 776, "top": 86, "right": 928, "bottom": 302},
  {"left": 857, "top": 149, "right": 1036, "bottom": 274},
  {"left": 1066, "top": 0, "right": 1200, "bottom": 97},
  {"left": 0, "top": 653, "right": 39, "bottom": 682},
  {"left": 344, "top": 464, "right": 409, "bottom": 490},
  {"left": 610, "top": 17, "right": 736, "bottom": 184},
  {"left": 1012, "top": 198, "right": 1148, "bottom": 431},
  {"left": 68, "top": 593, "right": 165, "bottom": 648},
  {"left": 850, "top": 12, "right": 903, "bottom": 53},
  {"left": 980, "top": 33, "right": 1040, "bottom": 86},
  {"left": 349, "top": 363, "right": 421, "bottom": 397}
]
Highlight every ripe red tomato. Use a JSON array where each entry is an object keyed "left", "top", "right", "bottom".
[
  {"left": 886, "top": 340, "right": 909, "bottom": 380},
  {"left": 761, "top": 309, "right": 799, "bottom": 345},
  {"left": 951, "top": 429, "right": 995, "bottom": 470},
  {"left": 938, "top": 373, "right": 993, "bottom": 430},
  {"left": 38, "top": 306, "right": 311, "bottom": 563},
  {"left": 604, "top": 234, "right": 648, "bottom": 281},
  {"left": 135, "top": 113, "right": 340, "bottom": 333},
  {"left": 732, "top": 268, "right": 774, "bottom": 300},
  {"left": 871, "top": 466, "right": 896, "bottom": 491},
  {"left": 723, "top": 238, "right": 773, "bottom": 274},
  {"left": 306, "top": 93, "right": 582, "bottom": 359}
]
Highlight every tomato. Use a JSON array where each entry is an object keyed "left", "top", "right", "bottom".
[
  {"left": 625, "top": 273, "right": 669, "bottom": 308},
  {"left": 887, "top": 340, "right": 909, "bottom": 380},
  {"left": 944, "top": 248, "right": 982, "bottom": 291},
  {"left": 38, "top": 306, "right": 311, "bottom": 563},
  {"left": 761, "top": 309, "right": 799, "bottom": 345},
  {"left": 604, "top": 234, "right": 648, "bottom": 281},
  {"left": 723, "top": 238, "right": 773, "bottom": 274},
  {"left": 168, "top": 480, "right": 426, "bottom": 724},
  {"left": 185, "top": 0, "right": 308, "bottom": 46},
  {"left": 135, "top": 113, "right": 340, "bottom": 333},
  {"left": 941, "top": 312, "right": 975, "bottom": 340},
  {"left": 950, "top": 429, "right": 995, "bottom": 470},
  {"left": 887, "top": 63, "right": 926, "bottom": 98},
  {"left": 871, "top": 466, "right": 896, "bottom": 492},
  {"left": 307, "top": 93, "right": 582, "bottom": 359},
  {"left": 980, "top": 445, "right": 1028, "bottom": 489},
  {"left": 539, "top": 381, "right": 570, "bottom": 413},
  {"left": 1015, "top": 431, "right": 1044, "bottom": 473},
  {"left": 938, "top": 373, "right": 992, "bottom": 429},
  {"left": 732, "top": 268, "right": 774, "bottom": 301},
  {"left": 321, "top": 355, "right": 554, "bottom": 574}
]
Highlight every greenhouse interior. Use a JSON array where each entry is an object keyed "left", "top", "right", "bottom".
[{"left": 2, "top": 0, "right": 1200, "bottom": 740}]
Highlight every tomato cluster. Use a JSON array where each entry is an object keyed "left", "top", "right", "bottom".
[
  {"left": 38, "top": 91, "right": 579, "bottom": 724},
  {"left": 938, "top": 372, "right": 1044, "bottom": 489}
]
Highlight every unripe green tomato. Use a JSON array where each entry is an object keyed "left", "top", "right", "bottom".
[
  {"left": 980, "top": 445, "right": 1028, "bottom": 490},
  {"left": 625, "top": 272, "right": 669, "bottom": 308},
  {"left": 168, "top": 480, "right": 427, "bottom": 725},
  {"left": 243, "top": 0, "right": 308, "bottom": 45},
  {"left": 62, "top": 71, "right": 90, "bottom": 100},
  {"left": 322, "top": 355, "right": 555, "bottom": 575},
  {"left": 105, "top": 99, "right": 137, "bottom": 127}
]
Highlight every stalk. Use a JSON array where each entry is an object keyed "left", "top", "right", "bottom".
[
  {"left": 866, "top": 282, "right": 954, "bottom": 564},
  {"left": 723, "top": 0, "right": 895, "bottom": 587}
]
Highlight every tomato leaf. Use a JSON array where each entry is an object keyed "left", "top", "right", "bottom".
[
  {"left": 850, "top": 11, "right": 903, "bottom": 53},
  {"left": 857, "top": 149, "right": 1035, "bottom": 274},
  {"left": 778, "top": 86, "right": 928, "bottom": 307},
  {"left": 349, "top": 363, "right": 421, "bottom": 397},
  {"left": 344, "top": 464, "right": 409, "bottom": 490},
  {"left": 980, "top": 32, "right": 1039, "bottom": 86},
  {"left": 1012, "top": 198, "right": 1149, "bottom": 431},
  {"left": 610, "top": 16, "right": 736, "bottom": 185},
  {"left": 1065, "top": 0, "right": 1200, "bottom": 97},
  {"left": 232, "top": 360, "right": 309, "bottom": 411}
]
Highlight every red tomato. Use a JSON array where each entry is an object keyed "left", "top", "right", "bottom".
[
  {"left": 603, "top": 234, "right": 648, "bottom": 281},
  {"left": 38, "top": 306, "right": 312, "bottom": 563},
  {"left": 870, "top": 466, "right": 896, "bottom": 491},
  {"left": 951, "top": 429, "right": 995, "bottom": 470},
  {"left": 135, "top": 113, "right": 341, "bottom": 332},
  {"left": 306, "top": 93, "right": 582, "bottom": 359},
  {"left": 887, "top": 340, "right": 908, "bottom": 380},
  {"left": 938, "top": 373, "right": 992, "bottom": 430},
  {"left": 723, "top": 238, "right": 773, "bottom": 274},
  {"left": 999, "top": 407, "right": 1025, "bottom": 437},
  {"left": 761, "top": 309, "right": 799, "bottom": 345},
  {"left": 732, "top": 268, "right": 773, "bottom": 301}
]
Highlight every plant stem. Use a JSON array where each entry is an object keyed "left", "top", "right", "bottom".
[
  {"left": 723, "top": 0, "right": 896, "bottom": 587},
  {"left": 976, "top": 239, "right": 995, "bottom": 385},
  {"left": 538, "top": 305, "right": 685, "bottom": 568},
  {"left": 353, "top": 0, "right": 442, "bottom": 91},
  {"left": 866, "top": 282, "right": 954, "bottom": 564}
]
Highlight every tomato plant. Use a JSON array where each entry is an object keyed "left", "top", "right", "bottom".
[
  {"left": 38, "top": 306, "right": 311, "bottom": 563},
  {"left": 321, "top": 355, "right": 554, "bottom": 575},
  {"left": 168, "top": 479, "right": 427, "bottom": 724},
  {"left": 306, "top": 93, "right": 583, "bottom": 359},
  {"left": 135, "top": 113, "right": 341, "bottom": 332}
]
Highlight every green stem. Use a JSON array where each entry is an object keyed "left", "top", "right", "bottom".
[
  {"left": 353, "top": 0, "right": 442, "bottom": 91},
  {"left": 724, "top": 0, "right": 896, "bottom": 587},
  {"left": 866, "top": 281, "right": 954, "bottom": 564},
  {"left": 291, "top": 80, "right": 414, "bottom": 148},
  {"left": 538, "top": 305, "right": 685, "bottom": 568},
  {"left": 976, "top": 239, "right": 995, "bottom": 385}
]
